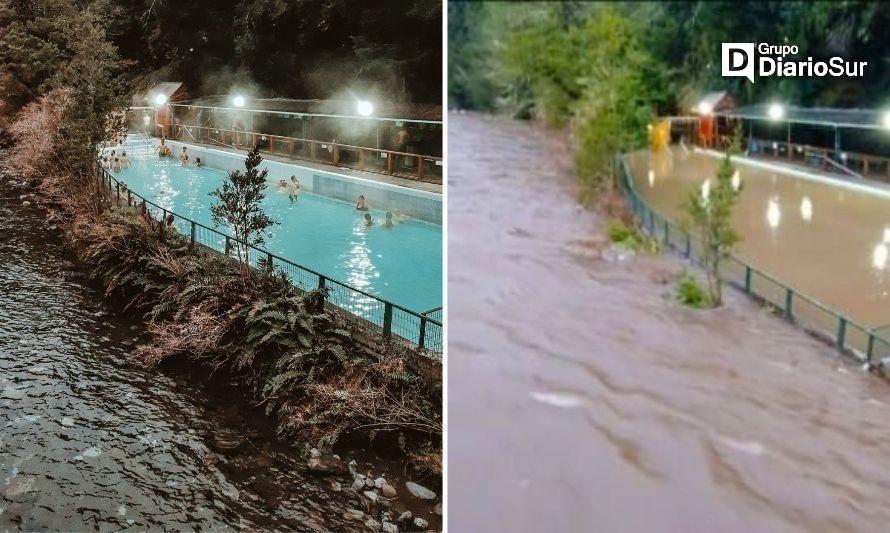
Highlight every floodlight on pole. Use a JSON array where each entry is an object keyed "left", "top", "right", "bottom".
[
  {"left": 233, "top": 95, "right": 246, "bottom": 108},
  {"left": 882, "top": 110, "right": 890, "bottom": 130},
  {"left": 153, "top": 93, "right": 167, "bottom": 107},
  {"left": 357, "top": 100, "right": 374, "bottom": 117},
  {"left": 697, "top": 101, "right": 713, "bottom": 116},
  {"left": 767, "top": 103, "right": 785, "bottom": 121}
]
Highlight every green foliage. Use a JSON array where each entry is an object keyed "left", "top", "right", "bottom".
[
  {"left": 675, "top": 271, "right": 710, "bottom": 309},
  {"left": 209, "top": 146, "right": 278, "bottom": 266},
  {"left": 684, "top": 146, "right": 742, "bottom": 307},
  {"left": 606, "top": 218, "right": 661, "bottom": 255},
  {"left": 606, "top": 219, "right": 632, "bottom": 243}
]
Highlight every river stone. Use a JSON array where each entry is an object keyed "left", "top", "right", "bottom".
[
  {"left": 330, "top": 481, "right": 341, "bottom": 492},
  {"left": 60, "top": 417, "right": 75, "bottom": 427},
  {"left": 365, "top": 477, "right": 375, "bottom": 488},
  {"left": 309, "top": 447, "right": 322, "bottom": 458},
  {"left": 414, "top": 517, "right": 429, "bottom": 529},
  {"left": 404, "top": 481, "right": 436, "bottom": 500},
  {"left": 352, "top": 477, "right": 365, "bottom": 490},
  {"left": 374, "top": 477, "right": 386, "bottom": 488},
  {"left": 397, "top": 511, "right": 412, "bottom": 522},
  {"left": 433, "top": 503, "right": 442, "bottom": 516},
  {"left": 344, "top": 508, "right": 364, "bottom": 521},
  {"left": 348, "top": 459, "right": 358, "bottom": 476},
  {"left": 364, "top": 518, "right": 381, "bottom": 530},
  {"left": 381, "top": 522, "right": 398, "bottom": 533},
  {"left": 307, "top": 454, "right": 344, "bottom": 474},
  {"left": 363, "top": 490, "right": 379, "bottom": 503},
  {"left": 381, "top": 483, "right": 397, "bottom": 498}
]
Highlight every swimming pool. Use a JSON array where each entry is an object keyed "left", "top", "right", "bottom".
[{"left": 106, "top": 139, "right": 442, "bottom": 315}]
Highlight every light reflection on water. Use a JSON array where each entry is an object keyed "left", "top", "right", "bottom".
[{"left": 627, "top": 148, "right": 890, "bottom": 328}]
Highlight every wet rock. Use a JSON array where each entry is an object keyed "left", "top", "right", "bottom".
[
  {"left": 414, "top": 517, "right": 429, "bottom": 529},
  {"left": 381, "top": 483, "right": 397, "bottom": 498},
  {"left": 307, "top": 454, "right": 345, "bottom": 474},
  {"left": 363, "top": 490, "right": 379, "bottom": 504},
  {"left": 382, "top": 522, "right": 399, "bottom": 533},
  {"left": 348, "top": 459, "right": 359, "bottom": 476},
  {"left": 129, "top": 325, "right": 140, "bottom": 332},
  {"left": 365, "top": 477, "right": 376, "bottom": 488},
  {"left": 330, "top": 481, "right": 342, "bottom": 492},
  {"left": 309, "top": 447, "right": 322, "bottom": 458},
  {"left": 60, "top": 417, "right": 75, "bottom": 427},
  {"left": 404, "top": 481, "right": 436, "bottom": 500},
  {"left": 374, "top": 477, "right": 386, "bottom": 488},
  {"left": 21, "top": 201, "right": 30, "bottom": 206},
  {"left": 344, "top": 509, "right": 364, "bottom": 521},
  {"left": 364, "top": 518, "right": 381, "bottom": 530},
  {"left": 352, "top": 476, "right": 366, "bottom": 490},
  {"left": 433, "top": 503, "right": 442, "bottom": 516},
  {"left": 397, "top": 511, "right": 412, "bottom": 522},
  {"left": 210, "top": 431, "right": 244, "bottom": 453},
  {"left": 4, "top": 475, "right": 36, "bottom": 498}
]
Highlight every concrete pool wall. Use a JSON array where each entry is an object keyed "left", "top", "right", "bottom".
[{"left": 163, "top": 140, "right": 443, "bottom": 224}]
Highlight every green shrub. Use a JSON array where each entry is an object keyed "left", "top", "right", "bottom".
[
  {"left": 675, "top": 272, "right": 710, "bottom": 308},
  {"left": 607, "top": 219, "right": 632, "bottom": 243}
]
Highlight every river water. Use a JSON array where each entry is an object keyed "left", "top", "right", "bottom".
[
  {"left": 448, "top": 112, "right": 890, "bottom": 532},
  {"left": 0, "top": 182, "right": 374, "bottom": 530}
]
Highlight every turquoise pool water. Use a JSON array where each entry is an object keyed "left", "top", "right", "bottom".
[{"left": 111, "top": 149, "right": 442, "bottom": 313}]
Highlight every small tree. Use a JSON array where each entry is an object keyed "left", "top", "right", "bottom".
[
  {"left": 209, "top": 146, "right": 278, "bottom": 272},
  {"left": 685, "top": 146, "right": 742, "bottom": 307}
]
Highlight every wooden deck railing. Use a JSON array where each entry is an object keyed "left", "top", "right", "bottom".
[{"left": 152, "top": 124, "right": 443, "bottom": 184}]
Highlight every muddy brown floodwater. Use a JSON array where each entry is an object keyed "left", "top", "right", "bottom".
[
  {"left": 0, "top": 180, "right": 439, "bottom": 531},
  {"left": 448, "top": 112, "right": 890, "bottom": 532}
]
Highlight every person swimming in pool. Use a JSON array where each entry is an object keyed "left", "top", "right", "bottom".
[
  {"left": 157, "top": 139, "right": 172, "bottom": 157},
  {"left": 101, "top": 156, "right": 110, "bottom": 169},
  {"left": 195, "top": 157, "right": 203, "bottom": 167},
  {"left": 383, "top": 211, "right": 394, "bottom": 228},
  {"left": 111, "top": 157, "right": 122, "bottom": 172},
  {"left": 179, "top": 146, "right": 189, "bottom": 165},
  {"left": 356, "top": 195, "right": 369, "bottom": 211},
  {"left": 288, "top": 175, "right": 300, "bottom": 203},
  {"left": 119, "top": 151, "right": 130, "bottom": 169},
  {"left": 277, "top": 179, "right": 289, "bottom": 193},
  {"left": 363, "top": 213, "right": 373, "bottom": 227}
]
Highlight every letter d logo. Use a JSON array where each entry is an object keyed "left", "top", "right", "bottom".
[{"left": 722, "top": 43, "right": 755, "bottom": 83}]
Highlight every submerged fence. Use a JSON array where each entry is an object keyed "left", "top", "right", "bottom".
[
  {"left": 617, "top": 154, "right": 890, "bottom": 365},
  {"left": 94, "top": 163, "right": 443, "bottom": 356}
]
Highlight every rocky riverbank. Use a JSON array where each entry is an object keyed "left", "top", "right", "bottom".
[{"left": 1, "top": 161, "right": 442, "bottom": 531}]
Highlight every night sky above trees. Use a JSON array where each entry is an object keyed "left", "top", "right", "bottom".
[{"left": 0, "top": 0, "right": 442, "bottom": 120}]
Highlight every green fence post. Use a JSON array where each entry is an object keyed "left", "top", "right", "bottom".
[
  {"left": 115, "top": 182, "right": 120, "bottom": 202},
  {"left": 267, "top": 252, "right": 274, "bottom": 272},
  {"left": 190, "top": 221, "right": 196, "bottom": 250},
  {"left": 784, "top": 288, "right": 793, "bottom": 320},
  {"left": 418, "top": 316, "right": 427, "bottom": 350},
  {"left": 837, "top": 316, "right": 847, "bottom": 353},
  {"left": 383, "top": 303, "right": 393, "bottom": 338},
  {"left": 224, "top": 235, "right": 230, "bottom": 255},
  {"left": 744, "top": 266, "right": 752, "bottom": 293},
  {"left": 127, "top": 190, "right": 132, "bottom": 207},
  {"left": 867, "top": 331, "right": 875, "bottom": 363},
  {"left": 160, "top": 209, "right": 166, "bottom": 240},
  {"left": 318, "top": 275, "right": 327, "bottom": 290}
]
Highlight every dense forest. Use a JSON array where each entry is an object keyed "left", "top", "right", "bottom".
[
  {"left": 449, "top": 1, "right": 890, "bottom": 191},
  {"left": 0, "top": 0, "right": 442, "bottom": 120},
  {"left": 450, "top": 1, "right": 890, "bottom": 113}
]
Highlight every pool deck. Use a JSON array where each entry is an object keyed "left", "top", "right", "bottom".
[
  {"left": 695, "top": 147, "right": 890, "bottom": 199},
  {"left": 175, "top": 139, "right": 442, "bottom": 195}
]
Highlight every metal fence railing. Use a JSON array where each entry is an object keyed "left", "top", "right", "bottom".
[
  {"left": 94, "top": 163, "right": 443, "bottom": 357},
  {"left": 617, "top": 154, "right": 890, "bottom": 364},
  {"left": 150, "top": 124, "right": 443, "bottom": 184}
]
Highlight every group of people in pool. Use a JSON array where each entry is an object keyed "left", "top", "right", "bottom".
[
  {"left": 101, "top": 149, "right": 130, "bottom": 172},
  {"left": 156, "top": 139, "right": 203, "bottom": 167},
  {"left": 356, "top": 194, "right": 406, "bottom": 228},
  {"left": 277, "top": 176, "right": 301, "bottom": 203}
]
